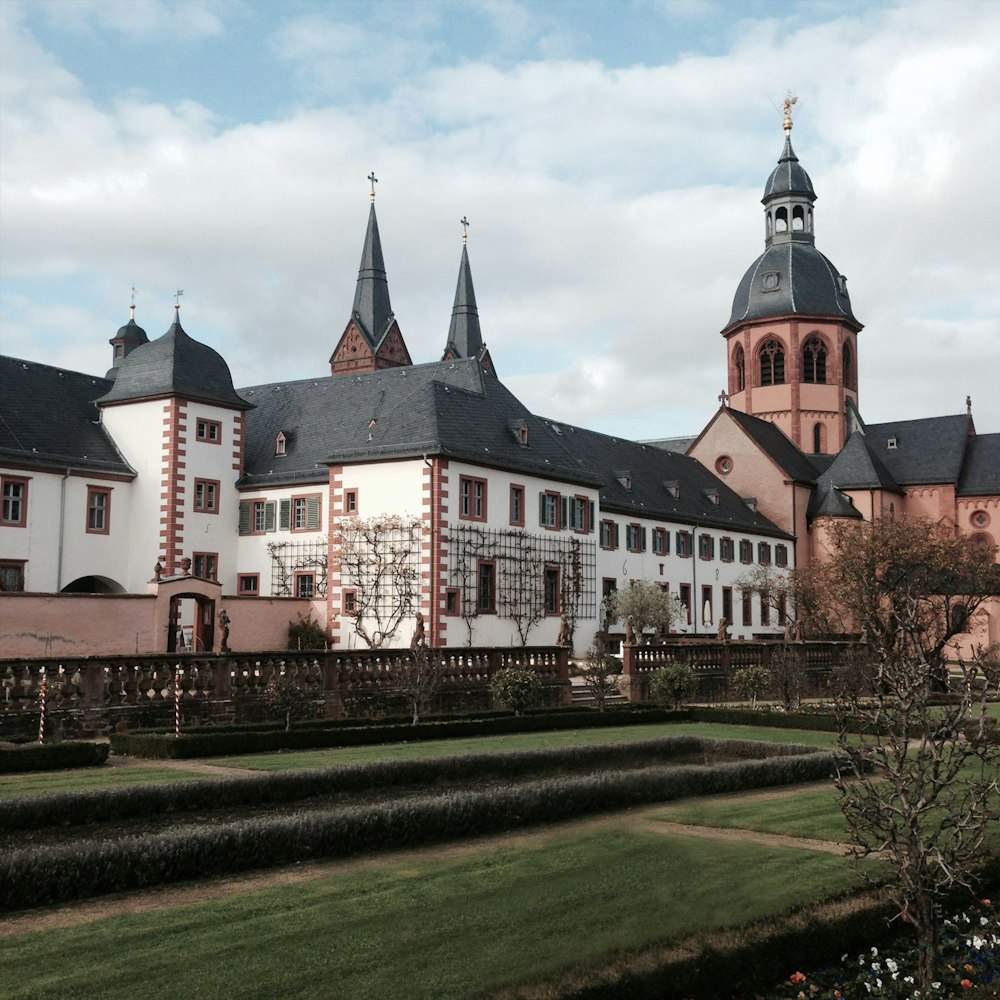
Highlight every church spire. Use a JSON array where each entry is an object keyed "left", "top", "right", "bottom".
[
  {"left": 762, "top": 97, "right": 817, "bottom": 248},
  {"left": 329, "top": 176, "right": 412, "bottom": 376},
  {"left": 442, "top": 218, "right": 494, "bottom": 374},
  {"left": 105, "top": 285, "right": 148, "bottom": 380}
]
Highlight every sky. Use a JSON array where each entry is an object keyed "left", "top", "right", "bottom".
[{"left": 1, "top": 0, "right": 998, "bottom": 441}]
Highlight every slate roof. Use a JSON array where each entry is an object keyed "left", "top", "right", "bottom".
[
  {"left": 762, "top": 135, "right": 816, "bottom": 201},
  {"left": 349, "top": 203, "right": 396, "bottom": 351},
  {"left": 643, "top": 435, "right": 696, "bottom": 454},
  {"left": 817, "top": 431, "right": 902, "bottom": 492},
  {"left": 442, "top": 244, "right": 484, "bottom": 361},
  {"left": 239, "top": 359, "right": 598, "bottom": 490},
  {"left": 0, "top": 356, "right": 135, "bottom": 477},
  {"left": 863, "top": 414, "right": 972, "bottom": 486},
  {"left": 723, "top": 408, "right": 821, "bottom": 483},
  {"left": 725, "top": 242, "right": 860, "bottom": 331},
  {"left": 97, "top": 313, "right": 250, "bottom": 410},
  {"left": 958, "top": 433, "right": 1000, "bottom": 497},
  {"left": 535, "top": 417, "right": 793, "bottom": 539}
]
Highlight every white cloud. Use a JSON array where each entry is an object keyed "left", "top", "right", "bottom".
[{"left": 1, "top": 0, "right": 998, "bottom": 443}]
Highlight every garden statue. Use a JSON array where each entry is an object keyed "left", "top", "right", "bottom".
[
  {"left": 180, "top": 556, "right": 192, "bottom": 575},
  {"left": 556, "top": 612, "right": 570, "bottom": 647},
  {"left": 625, "top": 615, "right": 635, "bottom": 646},
  {"left": 410, "top": 610, "right": 426, "bottom": 648},
  {"left": 218, "top": 609, "right": 231, "bottom": 653},
  {"left": 153, "top": 560, "right": 163, "bottom": 581},
  {"left": 717, "top": 616, "right": 728, "bottom": 642}
]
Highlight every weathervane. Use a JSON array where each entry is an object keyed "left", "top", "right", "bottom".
[
  {"left": 368, "top": 171, "right": 378, "bottom": 202},
  {"left": 460, "top": 216, "right": 469, "bottom": 245},
  {"left": 174, "top": 289, "right": 184, "bottom": 310},
  {"left": 783, "top": 93, "right": 798, "bottom": 133},
  {"left": 130, "top": 284, "right": 141, "bottom": 319}
]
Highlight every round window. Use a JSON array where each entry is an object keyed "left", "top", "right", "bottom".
[
  {"left": 972, "top": 511, "right": 990, "bottom": 528},
  {"left": 716, "top": 456, "right": 733, "bottom": 475}
]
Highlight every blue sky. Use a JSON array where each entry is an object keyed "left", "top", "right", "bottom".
[{"left": 2, "top": 0, "right": 998, "bottom": 438}]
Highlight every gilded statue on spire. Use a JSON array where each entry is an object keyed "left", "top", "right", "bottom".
[{"left": 783, "top": 93, "right": 798, "bottom": 133}]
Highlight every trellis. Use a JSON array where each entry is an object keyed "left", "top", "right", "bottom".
[{"left": 266, "top": 540, "right": 328, "bottom": 597}]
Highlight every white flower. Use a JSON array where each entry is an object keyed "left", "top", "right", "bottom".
[
  {"left": 932, "top": 983, "right": 941, "bottom": 990},
  {"left": 872, "top": 961, "right": 881, "bottom": 972},
  {"left": 886, "top": 957, "right": 898, "bottom": 973},
  {"left": 982, "top": 916, "right": 989, "bottom": 926},
  {"left": 871, "top": 946, "right": 879, "bottom": 957}
]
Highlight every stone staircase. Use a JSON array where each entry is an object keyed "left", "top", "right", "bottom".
[{"left": 569, "top": 676, "right": 630, "bottom": 709}]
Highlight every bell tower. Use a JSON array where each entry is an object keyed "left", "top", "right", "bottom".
[{"left": 722, "top": 99, "right": 863, "bottom": 454}]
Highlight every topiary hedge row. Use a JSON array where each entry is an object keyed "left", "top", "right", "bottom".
[
  {"left": 0, "top": 741, "right": 110, "bottom": 774},
  {"left": 1, "top": 749, "right": 837, "bottom": 911},
  {"left": 0, "top": 735, "right": 818, "bottom": 832},
  {"left": 111, "top": 707, "right": 688, "bottom": 758}
]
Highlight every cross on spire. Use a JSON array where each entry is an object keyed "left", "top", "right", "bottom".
[
  {"left": 460, "top": 216, "right": 469, "bottom": 244},
  {"left": 368, "top": 171, "right": 378, "bottom": 202},
  {"left": 718, "top": 388, "right": 730, "bottom": 407}
]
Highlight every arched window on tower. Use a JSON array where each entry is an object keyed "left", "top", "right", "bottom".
[
  {"left": 734, "top": 345, "right": 745, "bottom": 392},
  {"left": 767, "top": 213, "right": 773, "bottom": 237},
  {"left": 807, "top": 208, "right": 813, "bottom": 233},
  {"left": 843, "top": 342, "right": 855, "bottom": 390},
  {"left": 774, "top": 207, "right": 788, "bottom": 233},
  {"left": 792, "top": 206, "right": 804, "bottom": 231},
  {"left": 803, "top": 336, "right": 827, "bottom": 383},
  {"left": 813, "top": 422, "right": 827, "bottom": 454},
  {"left": 759, "top": 339, "right": 785, "bottom": 386}
]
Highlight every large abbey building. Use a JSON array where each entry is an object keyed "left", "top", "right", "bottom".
[{"left": 2, "top": 114, "right": 997, "bottom": 656}]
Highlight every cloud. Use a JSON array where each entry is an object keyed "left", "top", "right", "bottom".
[{"left": 1, "top": 0, "right": 998, "bottom": 443}]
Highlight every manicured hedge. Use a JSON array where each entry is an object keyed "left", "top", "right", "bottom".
[
  {"left": 1, "top": 749, "right": 837, "bottom": 910},
  {"left": 0, "top": 735, "right": 817, "bottom": 832},
  {"left": 0, "top": 741, "right": 110, "bottom": 774},
  {"left": 111, "top": 707, "right": 688, "bottom": 759}
]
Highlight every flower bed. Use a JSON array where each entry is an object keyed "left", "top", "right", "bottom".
[{"left": 765, "top": 900, "right": 999, "bottom": 998}]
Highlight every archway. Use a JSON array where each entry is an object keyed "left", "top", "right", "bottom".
[
  {"left": 61, "top": 575, "right": 126, "bottom": 594},
  {"left": 166, "top": 593, "right": 216, "bottom": 653}
]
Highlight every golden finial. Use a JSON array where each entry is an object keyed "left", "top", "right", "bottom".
[
  {"left": 130, "top": 284, "right": 141, "bottom": 320},
  {"left": 460, "top": 216, "right": 469, "bottom": 245},
  {"left": 783, "top": 93, "right": 798, "bottom": 133}
]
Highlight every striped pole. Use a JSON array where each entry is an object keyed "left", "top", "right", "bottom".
[
  {"left": 37, "top": 667, "right": 47, "bottom": 744},
  {"left": 174, "top": 665, "right": 182, "bottom": 738}
]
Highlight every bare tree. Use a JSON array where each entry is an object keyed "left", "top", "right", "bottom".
[
  {"left": 834, "top": 645, "right": 999, "bottom": 988},
  {"left": 335, "top": 515, "right": 423, "bottom": 648},
  {"left": 395, "top": 638, "right": 442, "bottom": 725},
  {"left": 497, "top": 530, "right": 547, "bottom": 645}
]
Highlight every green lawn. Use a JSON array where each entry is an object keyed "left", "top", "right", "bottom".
[
  {"left": 0, "top": 765, "right": 212, "bottom": 799},
  {"left": 3, "top": 820, "right": 864, "bottom": 1000}
]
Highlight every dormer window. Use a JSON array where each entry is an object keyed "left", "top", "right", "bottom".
[
  {"left": 614, "top": 470, "right": 632, "bottom": 491},
  {"left": 702, "top": 488, "right": 720, "bottom": 506},
  {"left": 509, "top": 419, "right": 529, "bottom": 446},
  {"left": 275, "top": 432, "right": 287, "bottom": 456},
  {"left": 663, "top": 480, "right": 680, "bottom": 499},
  {"left": 887, "top": 436, "right": 897, "bottom": 450},
  {"left": 743, "top": 497, "right": 757, "bottom": 512},
  {"left": 762, "top": 272, "right": 780, "bottom": 292}
]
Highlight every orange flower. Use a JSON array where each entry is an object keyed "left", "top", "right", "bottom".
[
  {"left": 789, "top": 971, "right": 807, "bottom": 984},
  {"left": 984, "top": 898, "right": 992, "bottom": 907},
  {"left": 961, "top": 980, "right": 973, "bottom": 990},
  {"left": 965, "top": 964, "right": 975, "bottom": 973}
]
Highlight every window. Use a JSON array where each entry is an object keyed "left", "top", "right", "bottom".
[
  {"left": 194, "top": 478, "right": 220, "bottom": 514},
  {"left": 739, "top": 539, "right": 753, "bottom": 564},
  {"left": 803, "top": 336, "right": 827, "bottom": 384},
  {"left": 722, "top": 587, "right": 733, "bottom": 625},
  {"left": 760, "top": 591, "right": 771, "bottom": 626},
  {"left": 652, "top": 528, "right": 669, "bottom": 555},
  {"left": 509, "top": 485, "right": 524, "bottom": 526},
  {"left": 295, "top": 572, "right": 315, "bottom": 598},
  {"left": 777, "top": 594, "right": 788, "bottom": 626},
  {"left": 86, "top": 486, "right": 111, "bottom": 534},
  {"left": 343, "top": 589, "right": 358, "bottom": 614},
  {"left": 2, "top": 476, "right": 28, "bottom": 527},
  {"left": 477, "top": 561, "right": 496, "bottom": 613},
  {"left": 676, "top": 530, "right": 691, "bottom": 558},
  {"left": 602, "top": 577, "right": 617, "bottom": 601},
  {"left": 626, "top": 523, "right": 646, "bottom": 552},
  {"left": 759, "top": 339, "right": 785, "bottom": 386},
  {"left": 757, "top": 542, "right": 771, "bottom": 566},
  {"left": 192, "top": 552, "right": 218, "bottom": 580},
  {"left": 843, "top": 342, "right": 855, "bottom": 390},
  {"left": 239, "top": 498, "right": 276, "bottom": 535},
  {"left": 0, "top": 559, "right": 26, "bottom": 591},
  {"left": 600, "top": 520, "right": 619, "bottom": 550},
  {"left": 445, "top": 588, "right": 459, "bottom": 615},
  {"left": 275, "top": 432, "right": 287, "bottom": 456},
  {"left": 539, "top": 491, "right": 560, "bottom": 529},
  {"left": 566, "top": 496, "right": 592, "bottom": 532},
  {"left": 720, "top": 537, "right": 735, "bottom": 562},
  {"left": 701, "top": 585, "right": 713, "bottom": 625},
  {"left": 678, "top": 583, "right": 692, "bottom": 625},
  {"left": 775, "top": 544, "right": 788, "bottom": 568},
  {"left": 238, "top": 574, "right": 259, "bottom": 596},
  {"left": 345, "top": 489, "right": 358, "bottom": 515},
  {"left": 460, "top": 476, "right": 487, "bottom": 520},
  {"left": 544, "top": 566, "right": 560, "bottom": 615},
  {"left": 289, "top": 494, "right": 322, "bottom": 532},
  {"left": 196, "top": 418, "right": 222, "bottom": 444},
  {"left": 813, "top": 422, "right": 826, "bottom": 454},
  {"left": 698, "top": 533, "right": 715, "bottom": 560},
  {"left": 733, "top": 345, "right": 745, "bottom": 392},
  {"left": 742, "top": 590, "right": 753, "bottom": 627}
]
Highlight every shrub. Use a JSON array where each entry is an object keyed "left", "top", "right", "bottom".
[
  {"left": 648, "top": 665, "right": 696, "bottom": 709},
  {"left": 287, "top": 611, "right": 326, "bottom": 650},
  {"left": 262, "top": 675, "right": 315, "bottom": 731},
  {"left": 490, "top": 667, "right": 543, "bottom": 715},
  {"left": 732, "top": 665, "right": 772, "bottom": 708},
  {"left": 0, "top": 741, "right": 110, "bottom": 774}
]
